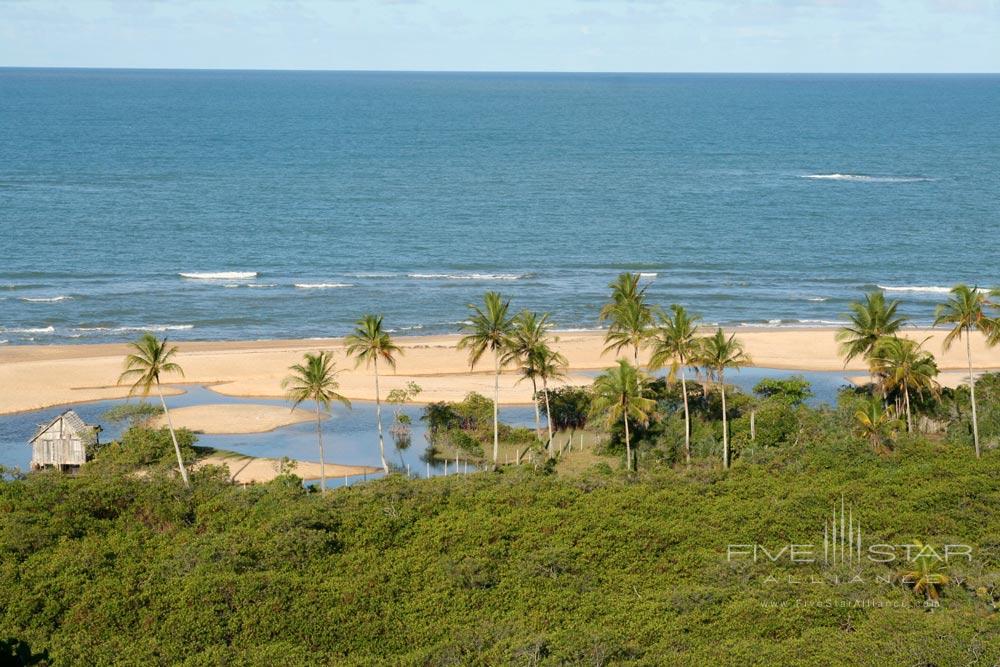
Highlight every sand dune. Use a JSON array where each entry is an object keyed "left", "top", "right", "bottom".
[{"left": 2, "top": 329, "right": 999, "bottom": 415}]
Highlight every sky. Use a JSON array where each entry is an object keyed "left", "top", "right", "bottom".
[{"left": 0, "top": 0, "right": 997, "bottom": 73}]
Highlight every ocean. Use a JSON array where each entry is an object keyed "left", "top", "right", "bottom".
[{"left": 2, "top": 69, "right": 998, "bottom": 345}]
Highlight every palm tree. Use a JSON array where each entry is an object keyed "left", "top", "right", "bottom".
[
  {"left": 457, "top": 291, "right": 516, "bottom": 466},
  {"left": 345, "top": 314, "right": 402, "bottom": 474},
  {"left": 871, "top": 336, "right": 939, "bottom": 433},
  {"left": 697, "top": 329, "right": 751, "bottom": 469},
  {"left": 503, "top": 310, "right": 554, "bottom": 440},
  {"left": 854, "top": 397, "right": 903, "bottom": 455},
  {"left": 533, "top": 343, "right": 568, "bottom": 454},
  {"left": 590, "top": 360, "right": 656, "bottom": 472},
  {"left": 598, "top": 272, "right": 647, "bottom": 322},
  {"left": 118, "top": 334, "right": 190, "bottom": 487},
  {"left": 282, "top": 351, "right": 351, "bottom": 492},
  {"left": 647, "top": 304, "right": 701, "bottom": 466},
  {"left": 934, "top": 284, "right": 998, "bottom": 458},
  {"left": 603, "top": 298, "right": 654, "bottom": 362},
  {"left": 836, "top": 291, "right": 908, "bottom": 388},
  {"left": 898, "top": 541, "right": 951, "bottom": 603}
]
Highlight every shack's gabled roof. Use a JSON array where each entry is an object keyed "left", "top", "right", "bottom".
[{"left": 28, "top": 410, "right": 97, "bottom": 444}]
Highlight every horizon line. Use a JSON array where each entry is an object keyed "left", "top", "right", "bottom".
[{"left": 1, "top": 66, "right": 998, "bottom": 76}]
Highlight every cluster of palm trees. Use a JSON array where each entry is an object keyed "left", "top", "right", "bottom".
[
  {"left": 456, "top": 292, "right": 568, "bottom": 464},
  {"left": 837, "top": 285, "right": 1000, "bottom": 457},
  {"left": 115, "top": 279, "right": 998, "bottom": 491},
  {"left": 284, "top": 314, "right": 402, "bottom": 491},
  {"left": 592, "top": 273, "right": 752, "bottom": 470}
]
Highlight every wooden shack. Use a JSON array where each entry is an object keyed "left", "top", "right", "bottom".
[{"left": 29, "top": 410, "right": 101, "bottom": 471}]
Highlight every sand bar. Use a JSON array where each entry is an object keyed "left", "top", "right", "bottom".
[
  {"left": 196, "top": 450, "right": 379, "bottom": 484},
  {"left": 2, "top": 329, "right": 1000, "bottom": 415},
  {"left": 151, "top": 404, "right": 317, "bottom": 434}
]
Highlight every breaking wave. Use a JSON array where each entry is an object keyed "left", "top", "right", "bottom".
[
  {"left": 877, "top": 284, "right": 951, "bottom": 294},
  {"left": 738, "top": 319, "right": 846, "bottom": 328},
  {"left": 408, "top": 272, "right": 527, "bottom": 281},
  {"left": 73, "top": 324, "right": 194, "bottom": 333},
  {"left": 802, "top": 174, "right": 934, "bottom": 183},
  {"left": 19, "top": 295, "right": 72, "bottom": 302},
  {"left": 179, "top": 271, "right": 259, "bottom": 280},
  {"left": 0, "top": 326, "right": 55, "bottom": 334},
  {"left": 293, "top": 283, "right": 353, "bottom": 289}
]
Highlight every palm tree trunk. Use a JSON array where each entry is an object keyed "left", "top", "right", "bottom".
[
  {"left": 493, "top": 351, "right": 500, "bottom": 467},
  {"left": 967, "top": 335, "right": 980, "bottom": 458},
  {"left": 720, "top": 372, "right": 729, "bottom": 469},
  {"left": 624, "top": 409, "right": 632, "bottom": 472},
  {"left": 531, "top": 377, "right": 541, "bottom": 440},
  {"left": 156, "top": 383, "right": 190, "bottom": 488},
  {"left": 542, "top": 377, "right": 554, "bottom": 457},
  {"left": 680, "top": 366, "right": 691, "bottom": 466},
  {"left": 904, "top": 386, "right": 913, "bottom": 433},
  {"left": 374, "top": 358, "right": 389, "bottom": 473},
  {"left": 316, "top": 405, "right": 326, "bottom": 492}
]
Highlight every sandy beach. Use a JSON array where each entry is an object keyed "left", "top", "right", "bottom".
[{"left": 2, "top": 328, "right": 999, "bottom": 421}]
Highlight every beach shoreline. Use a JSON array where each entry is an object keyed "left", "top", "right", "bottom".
[{"left": 2, "top": 327, "right": 999, "bottom": 417}]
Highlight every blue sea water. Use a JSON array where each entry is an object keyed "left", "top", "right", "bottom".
[{"left": 2, "top": 69, "right": 999, "bottom": 344}]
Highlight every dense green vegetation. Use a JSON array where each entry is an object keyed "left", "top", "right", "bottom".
[
  {"left": 2, "top": 399, "right": 999, "bottom": 665},
  {"left": 4, "top": 278, "right": 1000, "bottom": 664}
]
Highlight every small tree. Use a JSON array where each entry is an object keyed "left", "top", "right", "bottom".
[
  {"left": 898, "top": 541, "right": 951, "bottom": 604},
  {"left": 590, "top": 360, "right": 656, "bottom": 472},
  {"left": 282, "top": 351, "right": 351, "bottom": 492},
  {"left": 117, "top": 334, "right": 189, "bottom": 488},
  {"left": 345, "top": 314, "right": 403, "bottom": 474},
  {"left": 837, "top": 291, "right": 908, "bottom": 391},
  {"left": 387, "top": 382, "right": 422, "bottom": 438},
  {"left": 752, "top": 376, "right": 813, "bottom": 406},
  {"left": 457, "top": 292, "right": 516, "bottom": 467},
  {"left": 854, "top": 397, "right": 903, "bottom": 455},
  {"left": 101, "top": 402, "right": 164, "bottom": 428},
  {"left": 934, "top": 285, "right": 998, "bottom": 458},
  {"left": 696, "top": 329, "right": 751, "bottom": 469},
  {"left": 647, "top": 304, "right": 702, "bottom": 465}
]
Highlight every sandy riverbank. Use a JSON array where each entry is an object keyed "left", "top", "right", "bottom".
[
  {"left": 2, "top": 328, "right": 999, "bottom": 416},
  {"left": 195, "top": 449, "right": 379, "bottom": 484},
  {"left": 151, "top": 404, "right": 318, "bottom": 434}
]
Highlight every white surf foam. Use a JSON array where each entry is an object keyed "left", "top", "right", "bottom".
[
  {"left": 293, "top": 283, "right": 353, "bottom": 289},
  {"left": 806, "top": 297, "right": 828, "bottom": 302},
  {"left": 179, "top": 271, "right": 259, "bottom": 280},
  {"left": 0, "top": 326, "right": 55, "bottom": 334},
  {"left": 738, "top": 319, "right": 846, "bottom": 328},
  {"left": 877, "top": 284, "right": 952, "bottom": 294},
  {"left": 75, "top": 325, "right": 194, "bottom": 333},
  {"left": 799, "top": 319, "right": 849, "bottom": 326},
  {"left": 803, "top": 173, "right": 933, "bottom": 183},
  {"left": 20, "top": 295, "right": 72, "bottom": 302},
  {"left": 118, "top": 324, "right": 195, "bottom": 332},
  {"left": 0, "top": 340, "right": 7, "bottom": 344},
  {"left": 639, "top": 272, "right": 658, "bottom": 278},
  {"left": 553, "top": 327, "right": 606, "bottom": 333},
  {"left": 408, "top": 272, "right": 525, "bottom": 281}
]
